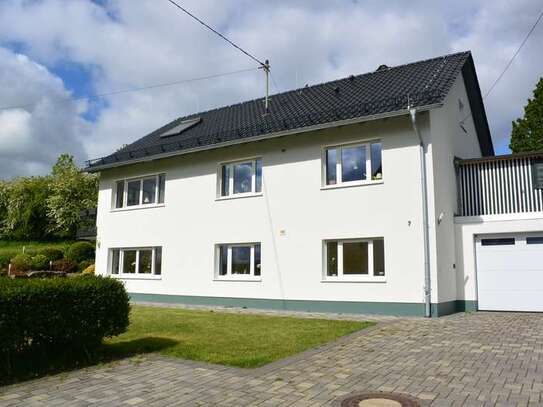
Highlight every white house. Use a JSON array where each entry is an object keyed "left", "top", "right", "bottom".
[{"left": 86, "top": 51, "right": 543, "bottom": 316}]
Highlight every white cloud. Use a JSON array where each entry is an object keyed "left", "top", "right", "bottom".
[
  {"left": 0, "top": 47, "right": 88, "bottom": 178},
  {"left": 0, "top": 0, "right": 541, "bottom": 178}
]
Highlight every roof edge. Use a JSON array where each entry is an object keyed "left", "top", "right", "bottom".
[
  {"left": 461, "top": 53, "right": 495, "bottom": 156},
  {"left": 86, "top": 102, "right": 442, "bottom": 173},
  {"left": 456, "top": 151, "right": 543, "bottom": 165}
]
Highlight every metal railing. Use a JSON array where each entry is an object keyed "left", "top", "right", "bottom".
[
  {"left": 77, "top": 208, "right": 97, "bottom": 240},
  {"left": 456, "top": 153, "right": 543, "bottom": 216}
]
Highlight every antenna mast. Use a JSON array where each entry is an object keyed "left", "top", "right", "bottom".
[{"left": 260, "top": 59, "right": 270, "bottom": 112}]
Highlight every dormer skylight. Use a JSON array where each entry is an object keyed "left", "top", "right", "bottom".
[{"left": 160, "top": 117, "right": 201, "bottom": 138}]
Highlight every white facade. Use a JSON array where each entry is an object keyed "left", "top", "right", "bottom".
[
  {"left": 96, "top": 116, "right": 431, "bottom": 310},
  {"left": 93, "top": 73, "right": 543, "bottom": 316}
]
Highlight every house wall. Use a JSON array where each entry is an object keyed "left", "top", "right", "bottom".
[
  {"left": 454, "top": 213, "right": 543, "bottom": 304},
  {"left": 428, "top": 76, "right": 483, "bottom": 305},
  {"left": 95, "top": 116, "right": 432, "bottom": 314}
]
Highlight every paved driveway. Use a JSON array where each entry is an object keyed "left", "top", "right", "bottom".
[{"left": 1, "top": 311, "right": 543, "bottom": 406}]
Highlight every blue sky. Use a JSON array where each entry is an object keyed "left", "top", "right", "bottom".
[{"left": 0, "top": 0, "right": 542, "bottom": 178}]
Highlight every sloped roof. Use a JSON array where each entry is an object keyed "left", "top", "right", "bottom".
[{"left": 86, "top": 51, "right": 493, "bottom": 171}]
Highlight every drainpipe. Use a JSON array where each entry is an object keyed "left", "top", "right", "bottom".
[{"left": 409, "top": 107, "right": 432, "bottom": 318}]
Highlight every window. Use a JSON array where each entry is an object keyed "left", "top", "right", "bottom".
[
  {"left": 216, "top": 243, "right": 261, "bottom": 280},
  {"left": 324, "top": 141, "right": 382, "bottom": 186},
  {"left": 526, "top": 237, "right": 543, "bottom": 245},
  {"left": 324, "top": 238, "right": 385, "bottom": 280},
  {"left": 114, "top": 174, "right": 166, "bottom": 209},
  {"left": 110, "top": 247, "right": 162, "bottom": 277},
  {"left": 532, "top": 159, "right": 543, "bottom": 189},
  {"left": 219, "top": 158, "right": 262, "bottom": 197},
  {"left": 481, "top": 238, "right": 515, "bottom": 246}
]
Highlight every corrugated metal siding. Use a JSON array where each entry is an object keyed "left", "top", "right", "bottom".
[{"left": 457, "top": 156, "right": 543, "bottom": 216}]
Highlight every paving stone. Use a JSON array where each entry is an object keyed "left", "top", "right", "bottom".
[{"left": 2, "top": 311, "right": 543, "bottom": 406}]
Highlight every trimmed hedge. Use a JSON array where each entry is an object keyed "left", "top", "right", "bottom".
[
  {"left": 38, "top": 248, "right": 64, "bottom": 262},
  {"left": 52, "top": 259, "right": 78, "bottom": 273},
  {"left": 31, "top": 254, "right": 49, "bottom": 271},
  {"left": 0, "top": 275, "right": 130, "bottom": 380},
  {"left": 10, "top": 254, "right": 32, "bottom": 273},
  {"left": 65, "top": 241, "right": 95, "bottom": 263}
]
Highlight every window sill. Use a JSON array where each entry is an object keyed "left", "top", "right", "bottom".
[
  {"left": 213, "top": 277, "right": 262, "bottom": 282},
  {"left": 111, "top": 274, "right": 162, "bottom": 280},
  {"left": 215, "top": 193, "right": 263, "bottom": 202},
  {"left": 321, "top": 180, "right": 383, "bottom": 190},
  {"left": 110, "top": 204, "right": 165, "bottom": 213},
  {"left": 321, "top": 277, "right": 386, "bottom": 283}
]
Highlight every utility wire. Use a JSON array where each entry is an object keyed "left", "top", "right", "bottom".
[
  {"left": 483, "top": 8, "right": 543, "bottom": 100},
  {"left": 165, "top": 0, "right": 266, "bottom": 67},
  {"left": 460, "top": 7, "right": 543, "bottom": 125},
  {"left": 269, "top": 71, "right": 281, "bottom": 94},
  {"left": 0, "top": 67, "right": 259, "bottom": 111}
]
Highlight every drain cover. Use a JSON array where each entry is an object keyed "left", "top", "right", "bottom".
[{"left": 338, "top": 392, "right": 420, "bottom": 407}]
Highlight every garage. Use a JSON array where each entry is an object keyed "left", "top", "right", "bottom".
[{"left": 476, "top": 233, "right": 543, "bottom": 312}]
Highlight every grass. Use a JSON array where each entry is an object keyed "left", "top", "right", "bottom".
[
  {"left": 2, "top": 305, "right": 372, "bottom": 384},
  {"left": 0, "top": 240, "right": 74, "bottom": 256},
  {"left": 104, "top": 305, "right": 373, "bottom": 368}
]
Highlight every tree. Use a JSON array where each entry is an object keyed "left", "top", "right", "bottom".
[
  {"left": 509, "top": 78, "right": 543, "bottom": 153},
  {"left": 0, "top": 176, "right": 51, "bottom": 240},
  {"left": 46, "top": 154, "right": 98, "bottom": 238}
]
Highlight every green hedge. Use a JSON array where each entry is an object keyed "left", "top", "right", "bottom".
[
  {"left": 0, "top": 275, "right": 129, "bottom": 380},
  {"left": 65, "top": 241, "right": 95, "bottom": 263}
]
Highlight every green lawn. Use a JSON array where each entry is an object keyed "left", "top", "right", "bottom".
[
  {"left": 104, "top": 305, "right": 373, "bottom": 368},
  {"left": 0, "top": 240, "right": 73, "bottom": 256}
]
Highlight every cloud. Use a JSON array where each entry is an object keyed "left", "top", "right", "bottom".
[
  {"left": 0, "top": 0, "right": 541, "bottom": 179},
  {"left": 0, "top": 47, "right": 88, "bottom": 178}
]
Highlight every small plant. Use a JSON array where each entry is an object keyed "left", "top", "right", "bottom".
[
  {"left": 52, "top": 259, "right": 78, "bottom": 273},
  {"left": 38, "top": 248, "right": 64, "bottom": 262},
  {"left": 10, "top": 254, "right": 33, "bottom": 273},
  {"left": 82, "top": 264, "right": 95, "bottom": 275},
  {"left": 31, "top": 254, "right": 49, "bottom": 271},
  {"left": 65, "top": 241, "right": 95, "bottom": 263},
  {"left": 0, "top": 251, "right": 18, "bottom": 274},
  {"left": 78, "top": 260, "right": 93, "bottom": 272}
]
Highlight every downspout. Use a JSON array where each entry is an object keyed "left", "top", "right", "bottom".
[{"left": 409, "top": 107, "right": 432, "bottom": 318}]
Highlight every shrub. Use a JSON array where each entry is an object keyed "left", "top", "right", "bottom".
[
  {"left": 52, "top": 259, "right": 78, "bottom": 273},
  {"left": 24, "top": 248, "right": 38, "bottom": 256},
  {"left": 78, "top": 260, "right": 93, "bottom": 272},
  {"left": 10, "top": 254, "right": 32, "bottom": 273},
  {"left": 65, "top": 241, "right": 95, "bottom": 263},
  {"left": 0, "top": 275, "right": 129, "bottom": 381},
  {"left": 0, "top": 251, "right": 17, "bottom": 274},
  {"left": 31, "top": 254, "right": 50, "bottom": 271},
  {"left": 38, "top": 247, "right": 64, "bottom": 262},
  {"left": 82, "top": 264, "right": 95, "bottom": 275}
]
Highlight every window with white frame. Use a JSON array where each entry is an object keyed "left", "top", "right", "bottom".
[
  {"left": 216, "top": 243, "right": 261, "bottom": 279},
  {"left": 324, "top": 141, "right": 382, "bottom": 186},
  {"left": 114, "top": 173, "right": 165, "bottom": 209},
  {"left": 110, "top": 247, "right": 162, "bottom": 276},
  {"left": 324, "top": 238, "right": 385, "bottom": 280},
  {"left": 219, "top": 158, "right": 262, "bottom": 197}
]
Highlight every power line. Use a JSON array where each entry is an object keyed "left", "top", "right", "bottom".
[
  {"left": 483, "top": 8, "right": 543, "bottom": 99},
  {"left": 0, "top": 67, "right": 259, "bottom": 111},
  {"left": 269, "top": 71, "right": 281, "bottom": 94},
  {"left": 165, "top": 0, "right": 265, "bottom": 67},
  {"left": 459, "top": 7, "right": 543, "bottom": 126}
]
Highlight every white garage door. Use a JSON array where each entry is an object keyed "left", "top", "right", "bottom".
[{"left": 476, "top": 233, "right": 543, "bottom": 312}]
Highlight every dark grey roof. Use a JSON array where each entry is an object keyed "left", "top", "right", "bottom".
[{"left": 86, "top": 51, "right": 493, "bottom": 171}]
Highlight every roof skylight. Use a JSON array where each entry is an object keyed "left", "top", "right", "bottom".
[{"left": 160, "top": 117, "right": 201, "bottom": 138}]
